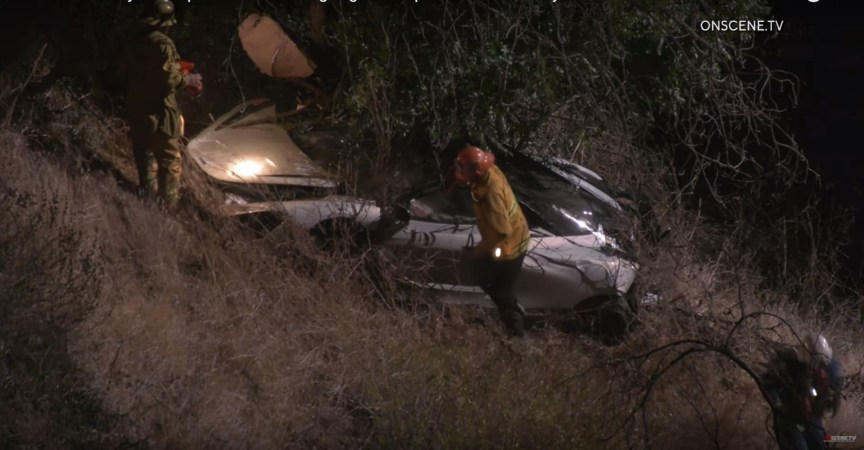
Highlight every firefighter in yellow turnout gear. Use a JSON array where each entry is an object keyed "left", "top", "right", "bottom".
[
  {"left": 122, "top": 0, "right": 202, "bottom": 207},
  {"left": 454, "top": 146, "right": 530, "bottom": 337}
]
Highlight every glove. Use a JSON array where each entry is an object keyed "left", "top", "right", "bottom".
[
  {"left": 179, "top": 61, "right": 195, "bottom": 76},
  {"left": 184, "top": 73, "right": 203, "bottom": 97}
]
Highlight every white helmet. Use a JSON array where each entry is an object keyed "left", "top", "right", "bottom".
[{"left": 799, "top": 333, "right": 832, "bottom": 368}]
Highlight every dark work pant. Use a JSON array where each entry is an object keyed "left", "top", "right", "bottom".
[
  {"left": 129, "top": 109, "right": 183, "bottom": 207},
  {"left": 773, "top": 414, "right": 826, "bottom": 450},
  {"left": 478, "top": 252, "right": 526, "bottom": 336}
]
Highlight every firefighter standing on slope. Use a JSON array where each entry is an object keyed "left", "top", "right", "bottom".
[
  {"left": 453, "top": 146, "right": 531, "bottom": 337},
  {"left": 121, "top": 0, "right": 202, "bottom": 208}
]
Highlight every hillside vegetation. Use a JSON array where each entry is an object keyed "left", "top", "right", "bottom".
[{"left": 1, "top": 0, "right": 862, "bottom": 448}]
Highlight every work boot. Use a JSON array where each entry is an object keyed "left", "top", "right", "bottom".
[
  {"left": 502, "top": 310, "right": 525, "bottom": 338},
  {"left": 157, "top": 194, "right": 181, "bottom": 212},
  {"left": 137, "top": 183, "right": 157, "bottom": 202}
]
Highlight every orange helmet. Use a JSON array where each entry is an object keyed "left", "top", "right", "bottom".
[{"left": 453, "top": 146, "right": 496, "bottom": 185}]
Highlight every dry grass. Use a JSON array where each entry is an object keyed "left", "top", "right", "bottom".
[{"left": 1, "top": 75, "right": 863, "bottom": 450}]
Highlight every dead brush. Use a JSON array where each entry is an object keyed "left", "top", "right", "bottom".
[
  {"left": 577, "top": 248, "right": 864, "bottom": 448},
  {"left": 557, "top": 125, "right": 864, "bottom": 447},
  {"left": 346, "top": 325, "right": 624, "bottom": 449},
  {"left": 65, "top": 190, "right": 406, "bottom": 448},
  {"left": 3, "top": 92, "right": 862, "bottom": 448},
  {"left": 0, "top": 75, "right": 397, "bottom": 447},
  {"left": 3, "top": 3, "right": 864, "bottom": 447},
  {"left": 0, "top": 130, "right": 136, "bottom": 447}
]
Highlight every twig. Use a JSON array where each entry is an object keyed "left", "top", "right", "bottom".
[{"left": 3, "top": 44, "right": 48, "bottom": 127}]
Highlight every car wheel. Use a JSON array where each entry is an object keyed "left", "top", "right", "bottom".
[
  {"left": 237, "top": 211, "right": 284, "bottom": 237},
  {"left": 311, "top": 219, "right": 397, "bottom": 301},
  {"left": 311, "top": 219, "right": 369, "bottom": 253},
  {"left": 626, "top": 289, "right": 639, "bottom": 318},
  {"left": 598, "top": 296, "right": 635, "bottom": 346}
]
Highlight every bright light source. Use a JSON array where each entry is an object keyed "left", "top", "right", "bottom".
[
  {"left": 232, "top": 160, "right": 263, "bottom": 178},
  {"left": 494, "top": 247, "right": 502, "bottom": 258},
  {"left": 810, "top": 387, "right": 818, "bottom": 397}
]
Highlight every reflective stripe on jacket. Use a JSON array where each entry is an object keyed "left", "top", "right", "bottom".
[{"left": 471, "top": 165, "right": 530, "bottom": 260}]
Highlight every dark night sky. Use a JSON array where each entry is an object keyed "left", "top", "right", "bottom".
[
  {"left": 765, "top": 0, "right": 864, "bottom": 271},
  {"left": 769, "top": 0, "right": 864, "bottom": 199},
  {"left": 769, "top": 0, "right": 864, "bottom": 270}
]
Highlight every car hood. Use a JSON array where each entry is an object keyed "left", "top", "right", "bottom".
[
  {"left": 238, "top": 14, "right": 316, "bottom": 79},
  {"left": 187, "top": 99, "right": 338, "bottom": 188}
]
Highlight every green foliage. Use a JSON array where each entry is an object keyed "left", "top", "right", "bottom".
[
  {"left": 327, "top": 0, "right": 848, "bottom": 300},
  {"left": 331, "top": 0, "right": 771, "bottom": 151}
]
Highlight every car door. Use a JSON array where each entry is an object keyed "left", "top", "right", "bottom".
[{"left": 379, "top": 189, "right": 483, "bottom": 289}]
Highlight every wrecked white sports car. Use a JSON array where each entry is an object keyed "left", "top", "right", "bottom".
[{"left": 187, "top": 99, "right": 640, "bottom": 337}]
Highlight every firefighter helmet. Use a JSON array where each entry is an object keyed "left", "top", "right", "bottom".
[
  {"left": 800, "top": 333, "right": 833, "bottom": 369},
  {"left": 453, "top": 145, "right": 496, "bottom": 185},
  {"left": 142, "top": 0, "right": 177, "bottom": 27}
]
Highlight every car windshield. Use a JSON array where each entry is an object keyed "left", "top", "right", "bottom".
[
  {"left": 504, "top": 163, "right": 620, "bottom": 236},
  {"left": 406, "top": 162, "right": 620, "bottom": 237}
]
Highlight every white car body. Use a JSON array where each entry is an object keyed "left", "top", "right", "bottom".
[
  {"left": 221, "top": 194, "right": 638, "bottom": 311},
  {"left": 191, "top": 99, "right": 639, "bottom": 313}
]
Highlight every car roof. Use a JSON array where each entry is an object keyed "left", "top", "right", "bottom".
[
  {"left": 497, "top": 151, "right": 621, "bottom": 213},
  {"left": 400, "top": 151, "right": 620, "bottom": 210}
]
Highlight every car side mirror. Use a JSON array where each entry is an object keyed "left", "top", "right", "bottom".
[
  {"left": 372, "top": 204, "right": 410, "bottom": 244},
  {"left": 409, "top": 199, "right": 433, "bottom": 219},
  {"left": 391, "top": 204, "right": 410, "bottom": 222}
]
